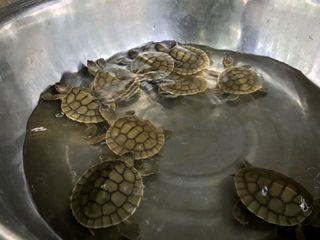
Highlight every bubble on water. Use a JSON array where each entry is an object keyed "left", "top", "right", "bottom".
[
  {"left": 261, "top": 186, "right": 268, "bottom": 196},
  {"left": 31, "top": 127, "right": 47, "bottom": 132},
  {"left": 55, "top": 112, "right": 64, "bottom": 118}
]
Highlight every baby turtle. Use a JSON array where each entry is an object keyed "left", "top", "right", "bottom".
[
  {"left": 130, "top": 51, "right": 174, "bottom": 80},
  {"left": 90, "top": 71, "right": 140, "bottom": 107},
  {"left": 214, "top": 55, "right": 266, "bottom": 101},
  {"left": 42, "top": 83, "right": 108, "bottom": 136},
  {"left": 233, "top": 160, "right": 320, "bottom": 239},
  {"left": 90, "top": 109, "right": 170, "bottom": 160},
  {"left": 158, "top": 72, "right": 208, "bottom": 97},
  {"left": 155, "top": 42, "right": 210, "bottom": 76},
  {"left": 70, "top": 160, "right": 143, "bottom": 239}
]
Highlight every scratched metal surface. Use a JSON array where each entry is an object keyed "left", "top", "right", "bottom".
[{"left": 0, "top": 0, "right": 320, "bottom": 239}]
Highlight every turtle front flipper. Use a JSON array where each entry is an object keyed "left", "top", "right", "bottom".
[
  {"left": 89, "top": 133, "right": 106, "bottom": 145},
  {"left": 41, "top": 93, "right": 64, "bottom": 101},
  {"left": 163, "top": 129, "right": 173, "bottom": 139},
  {"left": 233, "top": 200, "right": 251, "bottom": 225},
  {"left": 224, "top": 94, "right": 240, "bottom": 102},
  {"left": 117, "top": 220, "right": 141, "bottom": 240},
  {"left": 83, "top": 123, "right": 98, "bottom": 139},
  {"left": 136, "top": 161, "right": 158, "bottom": 177},
  {"left": 295, "top": 224, "right": 306, "bottom": 240},
  {"left": 307, "top": 198, "right": 320, "bottom": 228}
]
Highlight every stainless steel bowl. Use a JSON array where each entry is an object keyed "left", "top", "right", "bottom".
[{"left": 0, "top": 1, "right": 320, "bottom": 239}]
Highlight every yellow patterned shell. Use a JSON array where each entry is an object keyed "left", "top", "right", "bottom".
[
  {"left": 218, "top": 67, "right": 262, "bottom": 94},
  {"left": 235, "top": 167, "right": 313, "bottom": 226},
  {"left": 105, "top": 115, "right": 165, "bottom": 160},
  {"left": 60, "top": 87, "right": 104, "bottom": 123},
  {"left": 130, "top": 52, "right": 174, "bottom": 79},
  {"left": 157, "top": 44, "right": 210, "bottom": 76},
  {"left": 70, "top": 161, "right": 143, "bottom": 229},
  {"left": 159, "top": 72, "right": 208, "bottom": 96}
]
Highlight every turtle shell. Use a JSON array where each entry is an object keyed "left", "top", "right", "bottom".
[
  {"left": 218, "top": 67, "right": 262, "bottom": 94},
  {"left": 165, "top": 45, "right": 210, "bottom": 76},
  {"left": 105, "top": 115, "right": 165, "bottom": 160},
  {"left": 61, "top": 87, "right": 104, "bottom": 123},
  {"left": 70, "top": 161, "right": 143, "bottom": 229},
  {"left": 235, "top": 167, "right": 314, "bottom": 226},
  {"left": 130, "top": 52, "right": 174, "bottom": 79},
  {"left": 159, "top": 72, "right": 208, "bottom": 96},
  {"left": 91, "top": 71, "right": 140, "bottom": 103}
]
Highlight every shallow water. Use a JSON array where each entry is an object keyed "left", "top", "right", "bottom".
[{"left": 23, "top": 41, "right": 320, "bottom": 240}]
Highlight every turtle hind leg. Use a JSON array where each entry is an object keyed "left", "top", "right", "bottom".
[
  {"left": 295, "top": 224, "right": 306, "bottom": 240},
  {"left": 233, "top": 200, "right": 251, "bottom": 225},
  {"left": 41, "top": 93, "right": 63, "bottom": 101},
  {"left": 117, "top": 220, "right": 141, "bottom": 240}
]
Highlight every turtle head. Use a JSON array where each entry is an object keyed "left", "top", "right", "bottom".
[
  {"left": 54, "top": 83, "right": 70, "bottom": 94},
  {"left": 99, "top": 104, "right": 117, "bottom": 125},
  {"left": 223, "top": 55, "right": 234, "bottom": 69},
  {"left": 87, "top": 58, "right": 105, "bottom": 76},
  {"left": 155, "top": 43, "right": 170, "bottom": 53}
]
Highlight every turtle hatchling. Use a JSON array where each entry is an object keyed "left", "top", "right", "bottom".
[
  {"left": 155, "top": 42, "right": 210, "bottom": 76},
  {"left": 41, "top": 83, "right": 108, "bottom": 136},
  {"left": 233, "top": 160, "right": 320, "bottom": 240},
  {"left": 70, "top": 160, "right": 143, "bottom": 239},
  {"left": 158, "top": 72, "right": 208, "bottom": 97},
  {"left": 90, "top": 108, "right": 170, "bottom": 160},
  {"left": 214, "top": 55, "right": 266, "bottom": 101}
]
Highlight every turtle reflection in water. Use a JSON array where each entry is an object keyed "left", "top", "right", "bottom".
[
  {"left": 70, "top": 160, "right": 143, "bottom": 239},
  {"left": 210, "top": 55, "right": 267, "bottom": 101},
  {"left": 90, "top": 108, "right": 171, "bottom": 160},
  {"left": 233, "top": 160, "right": 320, "bottom": 240}
]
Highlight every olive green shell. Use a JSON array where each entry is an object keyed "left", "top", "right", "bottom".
[
  {"left": 130, "top": 52, "right": 174, "bottom": 79},
  {"left": 61, "top": 87, "right": 104, "bottom": 123},
  {"left": 157, "top": 44, "right": 210, "bottom": 76},
  {"left": 70, "top": 161, "right": 143, "bottom": 229},
  {"left": 235, "top": 167, "right": 313, "bottom": 226},
  {"left": 218, "top": 67, "right": 262, "bottom": 94},
  {"left": 159, "top": 72, "right": 208, "bottom": 96},
  {"left": 105, "top": 115, "right": 165, "bottom": 160},
  {"left": 91, "top": 71, "right": 140, "bottom": 102}
]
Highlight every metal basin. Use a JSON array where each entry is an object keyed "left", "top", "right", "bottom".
[{"left": 0, "top": 1, "right": 320, "bottom": 239}]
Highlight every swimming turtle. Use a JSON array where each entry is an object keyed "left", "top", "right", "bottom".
[
  {"left": 155, "top": 42, "right": 210, "bottom": 76},
  {"left": 90, "top": 108, "right": 171, "bottom": 160},
  {"left": 233, "top": 160, "right": 320, "bottom": 240},
  {"left": 89, "top": 70, "right": 140, "bottom": 108},
  {"left": 158, "top": 72, "right": 208, "bottom": 97},
  {"left": 41, "top": 83, "right": 108, "bottom": 137},
  {"left": 212, "top": 55, "right": 266, "bottom": 101},
  {"left": 116, "top": 50, "right": 175, "bottom": 81},
  {"left": 70, "top": 160, "right": 143, "bottom": 239}
]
